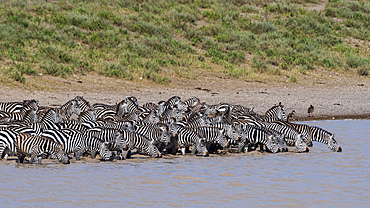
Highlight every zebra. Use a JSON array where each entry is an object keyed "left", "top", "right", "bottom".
[
  {"left": 133, "top": 122, "right": 172, "bottom": 151},
  {"left": 113, "top": 128, "right": 162, "bottom": 158},
  {"left": 265, "top": 121, "right": 309, "bottom": 152},
  {"left": 116, "top": 97, "right": 139, "bottom": 118},
  {"left": 193, "top": 126, "right": 229, "bottom": 153},
  {"left": 291, "top": 123, "right": 341, "bottom": 152},
  {"left": 0, "top": 108, "right": 38, "bottom": 123},
  {"left": 238, "top": 124, "right": 280, "bottom": 153},
  {"left": 155, "top": 96, "right": 182, "bottom": 118},
  {"left": 0, "top": 129, "right": 19, "bottom": 159},
  {"left": 75, "top": 96, "right": 91, "bottom": 112},
  {"left": 166, "top": 125, "right": 208, "bottom": 156},
  {"left": 15, "top": 133, "right": 70, "bottom": 164},
  {"left": 207, "top": 123, "right": 245, "bottom": 147},
  {"left": 271, "top": 121, "right": 341, "bottom": 151},
  {"left": 59, "top": 99, "right": 81, "bottom": 120},
  {"left": 82, "top": 131, "right": 112, "bottom": 161},
  {"left": 85, "top": 127, "right": 129, "bottom": 159},
  {"left": 39, "top": 99, "right": 80, "bottom": 121},
  {"left": 0, "top": 99, "right": 38, "bottom": 113},
  {"left": 41, "top": 129, "right": 86, "bottom": 160}
]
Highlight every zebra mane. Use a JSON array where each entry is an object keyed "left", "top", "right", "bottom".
[
  {"left": 265, "top": 105, "right": 283, "bottom": 115},
  {"left": 310, "top": 125, "right": 333, "bottom": 136},
  {"left": 75, "top": 96, "right": 91, "bottom": 108}
]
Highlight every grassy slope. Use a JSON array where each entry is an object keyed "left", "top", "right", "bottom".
[{"left": 0, "top": 0, "right": 369, "bottom": 87}]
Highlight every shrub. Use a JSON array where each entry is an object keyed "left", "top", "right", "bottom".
[
  {"left": 357, "top": 65, "right": 369, "bottom": 76},
  {"left": 289, "top": 75, "right": 297, "bottom": 83},
  {"left": 347, "top": 55, "right": 366, "bottom": 68}
]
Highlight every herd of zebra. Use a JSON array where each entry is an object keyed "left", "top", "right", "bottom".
[{"left": 0, "top": 95, "right": 342, "bottom": 164}]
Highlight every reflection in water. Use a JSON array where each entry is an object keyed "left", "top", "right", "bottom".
[{"left": 0, "top": 120, "right": 369, "bottom": 207}]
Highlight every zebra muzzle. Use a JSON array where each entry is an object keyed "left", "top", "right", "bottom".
[{"left": 337, "top": 146, "right": 342, "bottom": 152}]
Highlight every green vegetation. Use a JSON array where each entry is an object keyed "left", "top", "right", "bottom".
[{"left": 0, "top": 0, "right": 369, "bottom": 84}]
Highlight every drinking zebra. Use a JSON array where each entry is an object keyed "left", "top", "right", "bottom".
[
  {"left": 166, "top": 125, "right": 209, "bottom": 156},
  {"left": 15, "top": 133, "right": 70, "bottom": 164}
]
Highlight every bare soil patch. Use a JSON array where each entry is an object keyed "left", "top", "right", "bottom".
[{"left": 0, "top": 72, "right": 369, "bottom": 121}]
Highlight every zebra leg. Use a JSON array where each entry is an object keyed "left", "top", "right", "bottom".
[
  {"left": 18, "top": 154, "right": 26, "bottom": 163},
  {"left": 3, "top": 148, "right": 9, "bottom": 160},
  {"left": 91, "top": 151, "right": 97, "bottom": 159},
  {"left": 181, "top": 147, "right": 186, "bottom": 156},
  {"left": 29, "top": 153, "right": 37, "bottom": 164},
  {"left": 238, "top": 142, "right": 245, "bottom": 153},
  {"left": 74, "top": 151, "right": 82, "bottom": 161}
]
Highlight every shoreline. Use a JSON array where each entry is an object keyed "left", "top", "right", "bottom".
[{"left": 0, "top": 74, "right": 369, "bottom": 121}]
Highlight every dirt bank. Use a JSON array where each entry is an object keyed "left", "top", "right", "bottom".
[{"left": 0, "top": 73, "right": 369, "bottom": 121}]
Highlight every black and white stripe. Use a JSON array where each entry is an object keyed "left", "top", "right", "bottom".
[{"left": 15, "top": 133, "right": 70, "bottom": 164}]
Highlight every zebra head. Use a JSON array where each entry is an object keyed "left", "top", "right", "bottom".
[
  {"left": 158, "top": 124, "right": 171, "bottom": 146},
  {"left": 142, "top": 110, "right": 160, "bottom": 124},
  {"left": 327, "top": 135, "right": 342, "bottom": 152},
  {"left": 146, "top": 143, "right": 162, "bottom": 158},
  {"left": 176, "top": 101, "right": 188, "bottom": 112},
  {"left": 99, "top": 142, "right": 113, "bottom": 161},
  {"left": 195, "top": 138, "right": 209, "bottom": 157},
  {"left": 121, "top": 121, "right": 136, "bottom": 132},
  {"left": 275, "top": 134, "right": 288, "bottom": 152},
  {"left": 114, "top": 130, "right": 128, "bottom": 151},
  {"left": 62, "top": 99, "right": 81, "bottom": 118},
  {"left": 53, "top": 148, "right": 70, "bottom": 164},
  {"left": 23, "top": 99, "right": 39, "bottom": 111},
  {"left": 266, "top": 135, "right": 280, "bottom": 153},
  {"left": 75, "top": 96, "right": 91, "bottom": 112},
  {"left": 217, "top": 134, "right": 229, "bottom": 150},
  {"left": 295, "top": 134, "right": 309, "bottom": 152},
  {"left": 226, "top": 124, "right": 242, "bottom": 142},
  {"left": 266, "top": 105, "right": 287, "bottom": 122}
]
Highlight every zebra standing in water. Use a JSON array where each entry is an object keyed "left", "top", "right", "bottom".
[
  {"left": 166, "top": 125, "right": 209, "bottom": 156},
  {"left": 85, "top": 127, "right": 129, "bottom": 159},
  {"left": 15, "top": 133, "right": 70, "bottom": 164},
  {"left": 238, "top": 124, "right": 280, "bottom": 153},
  {"left": 265, "top": 121, "right": 309, "bottom": 152},
  {"left": 193, "top": 126, "right": 229, "bottom": 153},
  {"left": 41, "top": 129, "right": 86, "bottom": 160},
  {"left": 273, "top": 121, "right": 342, "bottom": 152},
  {"left": 113, "top": 129, "right": 163, "bottom": 158}
]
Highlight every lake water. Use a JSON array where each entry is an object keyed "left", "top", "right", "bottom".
[{"left": 0, "top": 119, "right": 369, "bottom": 207}]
